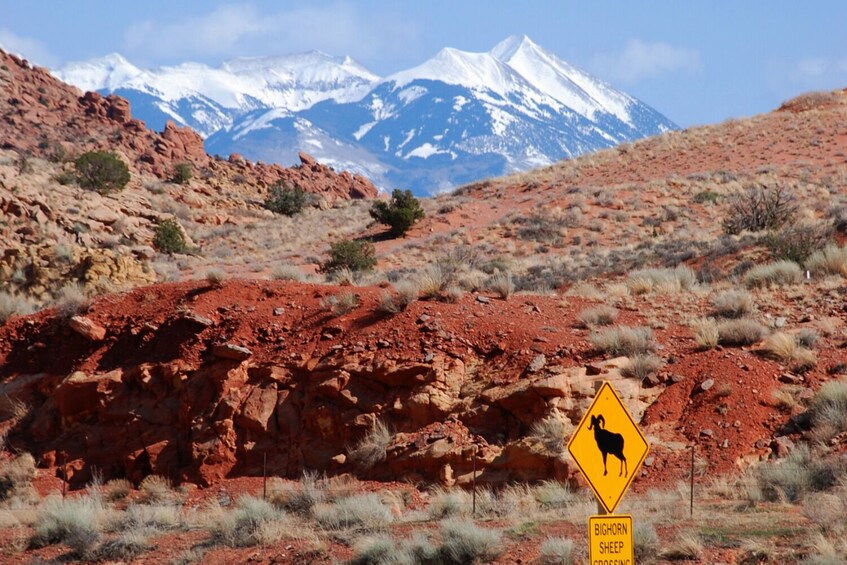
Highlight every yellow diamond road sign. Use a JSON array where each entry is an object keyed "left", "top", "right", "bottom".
[{"left": 567, "top": 381, "right": 649, "bottom": 514}]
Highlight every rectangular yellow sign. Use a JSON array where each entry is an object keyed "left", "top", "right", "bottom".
[{"left": 588, "top": 514, "right": 633, "bottom": 565}]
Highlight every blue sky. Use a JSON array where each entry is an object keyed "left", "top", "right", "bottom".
[{"left": 1, "top": 1, "right": 845, "bottom": 127}]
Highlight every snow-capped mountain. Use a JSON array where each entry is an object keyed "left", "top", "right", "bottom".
[{"left": 55, "top": 36, "right": 676, "bottom": 194}]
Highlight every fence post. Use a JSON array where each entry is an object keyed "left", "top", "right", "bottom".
[
  {"left": 263, "top": 453, "right": 268, "bottom": 501},
  {"left": 472, "top": 444, "right": 478, "bottom": 516},
  {"left": 690, "top": 445, "right": 695, "bottom": 517}
]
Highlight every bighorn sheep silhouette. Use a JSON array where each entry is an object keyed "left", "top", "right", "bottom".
[{"left": 588, "top": 414, "right": 627, "bottom": 477}]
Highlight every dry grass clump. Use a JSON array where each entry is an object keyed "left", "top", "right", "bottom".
[
  {"left": 660, "top": 530, "right": 704, "bottom": 560},
  {"left": 691, "top": 318, "right": 720, "bottom": 349},
  {"left": 104, "top": 478, "right": 133, "bottom": 502},
  {"left": 28, "top": 495, "right": 112, "bottom": 557},
  {"left": 428, "top": 487, "right": 472, "bottom": 519},
  {"left": 529, "top": 416, "right": 570, "bottom": 455},
  {"left": 268, "top": 472, "right": 326, "bottom": 516},
  {"left": 313, "top": 493, "right": 393, "bottom": 531},
  {"left": 576, "top": 305, "right": 618, "bottom": 328},
  {"left": 204, "top": 268, "right": 226, "bottom": 288},
  {"left": 712, "top": 289, "right": 754, "bottom": 318},
  {"left": 743, "top": 260, "right": 803, "bottom": 288},
  {"left": 377, "top": 280, "right": 419, "bottom": 314},
  {"left": 0, "top": 453, "right": 36, "bottom": 502},
  {"left": 717, "top": 318, "right": 768, "bottom": 346},
  {"left": 809, "top": 380, "right": 847, "bottom": 443},
  {"left": 621, "top": 354, "right": 664, "bottom": 380},
  {"left": 438, "top": 518, "right": 503, "bottom": 564},
  {"left": 538, "top": 537, "right": 575, "bottom": 565},
  {"left": 0, "top": 292, "right": 35, "bottom": 324},
  {"left": 52, "top": 283, "right": 90, "bottom": 319},
  {"left": 590, "top": 326, "right": 655, "bottom": 356},
  {"left": 320, "top": 291, "right": 359, "bottom": 316},
  {"left": 138, "top": 475, "right": 176, "bottom": 505},
  {"left": 805, "top": 244, "right": 847, "bottom": 277},
  {"left": 348, "top": 421, "right": 391, "bottom": 469},
  {"left": 756, "top": 446, "right": 846, "bottom": 503},
  {"left": 271, "top": 265, "right": 307, "bottom": 281},
  {"left": 760, "top": 332, "right": 817, "bottom": 372},
  {"left": 415, "top": 264, "right": 451, "bottom": 299},
  {"left": 627, "top": 265, "right": 696, "bottom": 294},
  {"left": 212, "top": 495, "right": 290, "bottom": 547},
  {"left": 486, "top": 271, "right": 514, "bottom": 299},
  {"left": 633, "top": 520, "right": 660, "bottom": 562}
]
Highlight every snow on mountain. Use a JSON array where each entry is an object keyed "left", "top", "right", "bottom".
[{"left": 54, "top": 36, "right": 677, "bottom": 195}]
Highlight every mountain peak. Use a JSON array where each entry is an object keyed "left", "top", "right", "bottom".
[{"left": 490, "top": 34, "right": 539, "bottom": 60}]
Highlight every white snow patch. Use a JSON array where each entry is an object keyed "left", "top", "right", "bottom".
[
  {"left": 398, "top": 85, "right": 427, "bottom": 105},
  {"left": 353, "top": 121, "right": 377, "bottom": 140},
  {"left": 405, "top": 143, "right": 449, "bottom": 159}
]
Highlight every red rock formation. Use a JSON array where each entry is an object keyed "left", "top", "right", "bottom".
[{"left": 0, "top": 49, "right": 378, "bottom": 201}]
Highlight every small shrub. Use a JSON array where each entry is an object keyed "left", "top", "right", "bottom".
[
  {"left": 796, "top": 328, "right": 819, "bottom": 349},
  {"left": 712, "top": 289, "right": 754, "bottom": 318},
  {"left": 74, "top": 150, "right": 131, "bottom": 194},
  {"left": 764, "top": 224, "right": 831, "bottom": 263},
  {"left": 320, "top": 240, "right": 377, "bottom": 274},
  {"left": 693, "top": 190, "right": 720, "bottom": 204},
  {"left": 722, "top": 185, "right": 797, "bottom": 235},
  {"left": 438, "top": 518, "right": 502, "bottom": 564},
  {"left": 717, "top": 318, "right": 768, "bottom": 346},
  {"left": 264, "top": 182, "right": 308, "bottom": 216},
  {"left": 171, "top": 162, "right": 192, "bottom": 184},
  {"left": 397, "top": 533, "right": 439, "bottom": 564},
  {"left": 349, "top": 421, "right": 391, "bottom": 469},
  {"left": 621, "top": 354, "right": 664, "bottom": 380},
  {"left": 590, "top": 326, "right": 655, "bottom": 356},
  {"left": 576, "top": 305, "right": 618, "bottom": 328},
  {"left": 512, "top": 211, "right": 565, "bottom": 243},
  {"left": 321, "top": 292, "right": 359, "bottom": 316},
  {"left": 805, "top": 244, "right": 847, "bottom": 277},
  {"left": 538, "top": 537, "right": 575, "bottom": 565},
  {"left": 743, "top": 260, "right": 802, "bottom": 288},
  {"left": 153, "top": 219, "right": 188, "bottom": 254},
  {"left": 369, "top": 189, "right": 424, "bottom": 236}
]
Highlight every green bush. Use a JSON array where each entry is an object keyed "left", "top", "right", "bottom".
[
  {"left": 74, "top": 150, "right": 131, "bottom": 194},
  {"left": 171, "top": 162, "right": 192, "bottom": 184},
  {"left": 320, "top": 239, "right": 376, "bottom": 274},
  {"left": 264, "top": 182, "right": 308, "bottom": 216},
  {"left": 370, "top": 189, "right": 424, "bottom": 236},
  {"left": 153, "top": 219, "right": 188, "bottom": 254},
  {"left": 764, "top": 224, "right": 830, "bottom": 263}
]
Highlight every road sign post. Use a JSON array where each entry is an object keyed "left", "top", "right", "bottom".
[
  {"left": 589, "top": 514, "right": 634, "bottom": 565},
  {"left": 567, "top": 381, "right": 650, "bottom": 514}
]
